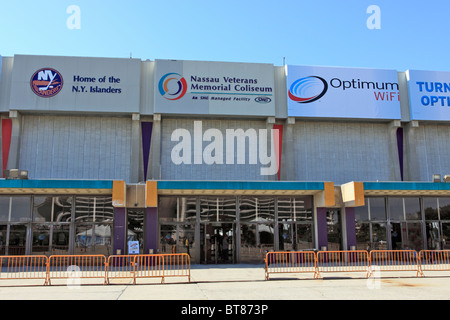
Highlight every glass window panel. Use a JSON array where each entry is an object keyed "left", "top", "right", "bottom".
[
  {"left": 406, "top": 222, "right": 423, "bottom": 251},
  {"left": 75, "top": 223, "right": 112, "bottom": 255},
  {"left": 369, "top": 197, "right": 386, "bottom": 220},
  {"left": 0, "top": 197, "right": 10, "bottom": 222},
  {"left": 239, "top": 197, "right": 257, "bottom": 222},
  {"left": 175, "top": 224, "right": 195, "bottom": 255},
  {"left": 10, "top": 197, "right": 31, "bottom": 222},
  {"left": 426, "top": 222, "right": 441, "bottom": 250},
  {"left": 0, "top": 225, "right": 7, "bottom": 255},
  {"left": 442, "top": 223, "right": 450, "bottom": 249},
  {"left": 75, "top": 197, "right": 94, "bottom": 222},
  {"left": 388, "top": 197, "right": 404, "bottom": 221},
  {"left": 32, "top": 224, "right": 50, "bottom": 255},
  {"left": 33, "top": 196, "right": 53, "bottom": 222},
  {"left": 52, "top": 224, "right": 70, "bottom": 254},
  {"left": 199, "top": 197, "right": 236, "bottom": 222},
  {"left": 327, "top": 210, "right": 342, "bottom": 251},
  {"left": 239, "top": 197, "right": 275, "bottom": 223},
  {"left": 93, "top": 196, "right": 113, "bottom": 223},
  {"left": 54, "top": 196, "right": 73, "bottom": 222},
  {"left": 240, "top": 223, "right": 274, "bottom": 263},
  {"left": 159, "top": 224, "right": 196, "bottom": 256},
  {"left": 278, "top": 197, "right": 312, "bottom": 222},
  {"left": 158, "top": 197, "right": 197, "bottom": 223},
  {"left": 278, "top": 223, "right": 293, "bottom": 251},
  {"left": 371, "top": 222, "right": 387, "bottom": 250},
  {"left": 439, "top": 198, "right": 450, "bottom": 220},
  {"left": 8, "top": 225, "right": 27, "bottom": 255},
  {"left": 258, "top": 198, "right": 275, "bottom": 222},
  {"left": 424, "top": 198, "right": 438, "bottom": 220},
  {"left": 74, "top": 196, "right": 113, "bottom": 223},
  {"left": 296, "top": 223, "right": 313, "bottom": 250},
  {"left": 158, "top": 197, "right": 178, "bottom": 222},
  {"left": 355, "top": 222, "right": 370, "bottom": 250},
  {"left": 404, "top": 198, "right": 421, "bottom": 220},
  {"left": 354, "top": 200, "right": 369, "bottom": 221}
]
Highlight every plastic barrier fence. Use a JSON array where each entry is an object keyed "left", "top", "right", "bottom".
[
  {"left": 134, "top": 254, "right": 165, "bottom": 284},
  {"left": 315, "top": 250, "right": 370, "bottom": 278},
  {"left": 3, "top": 250, "right": 450, "bottom": 286},
  {"left": 368, "top": 250, "right": 420, "bottom": 277},
  {"left": 107, "top": 254, "right": 190, "bottom": 284},
  {"left": 47, "top": 255, "right": 107, "bottom": 285},
  {"left": 159, "top": 253, "right": 191, "bottom": 283},
  {"left": 106, "top": 255, "right": 136, "bottom": 284},
  {"left": 0, "top": 255, "right": 48, "bottom": 285},
  {"left": 265, "top": 251, "right": 316, "bottom": 280},
  {"left": 419, "top": 250, "right": 450, "bottom": 277}
]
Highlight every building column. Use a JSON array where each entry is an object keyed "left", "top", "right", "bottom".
[
  {"left": 144, "top": 207, "right": 158, "bottom": 254},
  {"left": 404, "top": 120, "right": 420, "bottom": 181},
  {"left": 388, "top": 120, "right": 402, "bottom": 181},
  {"left": 344, "top": 207, "right": 357, "bottom": 250},
  {"left": 149, "top": 114, "right": 161, "bottom": 180},
  {"left": 130, "top": 113, "right": 141, "bottom": 183},
  {"left": 314, "top": 182, "right": 335, "bottom": 250},
  {"left": 315, "top": 207, "right": 328, "bottom": 250},
  {"left": 283, "top": 117, "right": 295, "bottom": 181},
  {"left": 113, "top": 207, "right": 126, "bottom": 255},
  {"left": 5, "top": 111, "right": 21, "bottom": 170}
]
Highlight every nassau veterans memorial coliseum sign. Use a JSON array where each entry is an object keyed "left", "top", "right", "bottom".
[{"left": 154, "top": 59, "right": 276, "bottom": 116}]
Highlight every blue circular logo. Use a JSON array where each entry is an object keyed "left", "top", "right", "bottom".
[{"left": 289, "top": 76, "right": 328, "bottom": 103}]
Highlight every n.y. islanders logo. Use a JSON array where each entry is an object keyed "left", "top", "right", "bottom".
[
  {"left": 288, "top": 76, "right": 328, "bottom": 103},
  {"left": 158, "top": 73, "right": 187, "bottom": 100},
  {"left": 30, "top": 68, "right": 63, "bottom": 98}
]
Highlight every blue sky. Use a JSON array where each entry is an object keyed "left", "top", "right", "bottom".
[{"left": 1, "top": 0, "right": 449, "bottom": 71}]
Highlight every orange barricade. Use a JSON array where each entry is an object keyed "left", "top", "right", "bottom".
[
  {"left": 0, "top": 255, "right": 49, "bottom": 285},
  {"left": 161, "top": 253, "right": 191, "bottom": 283},
  {"left": 134, "top": 254, "right": 165, "bottom": 284},
  {"left": 265, "top": 251, "right": 317, "bottom": 280},
  {"left": 419, "top": 250, "right": 450, "bottom": 277},
  {"left": 315, "top": 250, "right": 369, "bottom": 278},
  {"left": 134, "top": 254, "right": 190, "bottom": 284},
  {"left": 106, "top": 255, "right": 136, "bottom": 284},
  {"left": 369, "top": 250, "right": 420, "bottom": 277},
  {"left": 47, "top": 255, "right": 107, "bottom": 285}
]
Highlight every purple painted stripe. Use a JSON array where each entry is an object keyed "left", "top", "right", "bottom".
[
  {"left": 316, "top": 207, "right": 328, "bottom": 250},
  {"left": 113, "top": 207, "right": 126, "bottom": 255},
  {"left": 345, "top": 207, "right": 357, "bottom": 250},
  {"left": 144, "top": 207, "right": 158, "bottom": 254},
  {"left": 141, "top": 122, "right": 153, "bottom": 180}
]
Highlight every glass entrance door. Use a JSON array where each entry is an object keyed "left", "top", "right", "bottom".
[
  {"left": 279, "top": 223, "right": 314, "bottom": 251},
  {"left": 201, "top": 223, "right": 234, "bottom": 264},
  {"left": 127, "top": 209, "right": 144, "bottom": 254},
  {"left": 327, "top": 210, "right": 342, "bottom": 251},
  {"left": 390, "top": 222, "right": 423, "bottom": 251},
  {"left": 426, "top": 222, "right": 441, "bottom": 250}
]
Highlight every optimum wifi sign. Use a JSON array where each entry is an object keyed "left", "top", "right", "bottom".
[{"left": 286, "top": 65, "right": 401, "bottom": 120}]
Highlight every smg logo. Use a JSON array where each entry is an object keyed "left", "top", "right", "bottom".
[
  {"left": 288, "top": 76, "right": 328, "bottom": 103},
  {"left": 30, "top": 68, "right": 64, "bottom": 98}
]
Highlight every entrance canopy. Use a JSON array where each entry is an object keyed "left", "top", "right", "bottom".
[
  {"left": 156, "top": 180, "right": 332, "bottom": 196},
  {"left": 0, "top": 179, "right": 113, "bottom": 195},
  {"left": 363, "top": 181, "right": 450, "bottom": 196}
]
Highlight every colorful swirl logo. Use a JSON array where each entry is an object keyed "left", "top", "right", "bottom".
[
  {"left": 158, "top": 73, "right": 187, "bottom": 100},
  {"left": 288, "top": 76, "right": 328, "bottom": 103}
]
